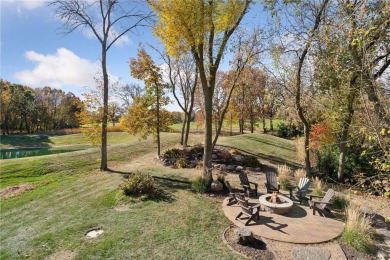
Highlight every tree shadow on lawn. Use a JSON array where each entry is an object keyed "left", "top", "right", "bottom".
[
  {"left": 0, "top": 134, "right": 53, "bottom": 148},
  {"left": 218, "top": 144, "right": 301, "bottom": 169}
]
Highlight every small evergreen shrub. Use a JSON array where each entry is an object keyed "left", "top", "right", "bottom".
[
  {"left": 241, "top": 155, "right": 261, "bottom": 167},
  {"left": 191, "top": 177, "right": 209, "bottom": 193},
  {"left": 276, "top": 122, "right": 303, "bottom": 138},
  {"left": 330, "top": 195, "right": 348, "bottom": 211},
  {"left": 120, "top": 171, "right": 162, "bottom": 198}
]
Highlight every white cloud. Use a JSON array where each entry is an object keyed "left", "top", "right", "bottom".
[
  {"left": 15, "top": 48, "right": 99, "bottom": 88},
  {"left": 19, "top": 0, "right": 45, "bottom": 10},
  {"left": 6, "top": 0, "right": 46, "bottom": 10}
]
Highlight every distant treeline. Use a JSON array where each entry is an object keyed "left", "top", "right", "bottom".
[{"left": 0, "top": 79, "right": 83, "bottom": 135}]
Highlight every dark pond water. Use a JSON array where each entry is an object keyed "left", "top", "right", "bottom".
[{"left": 0, "top": 148, "right": 79, "bottom": 159}]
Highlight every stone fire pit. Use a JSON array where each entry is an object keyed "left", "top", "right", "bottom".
[{"left": 259, "top": 193, "right": 293, "bottom": 214}]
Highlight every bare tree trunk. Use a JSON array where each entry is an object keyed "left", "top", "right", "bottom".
[
  {"left": 156, "top": 85, "right": 161, "bottom": 156},
  {"left": 230, "top": 113, "right": 233, "bottom": 136},
  {"left": 100, "top": 47, "right": 108, "bottom": 171},
  {"left": 184, "top": 106, "right": 194, "bottom": 147},
  {"left": 203, "top": 88, "right": 213, "bottom": 181},
  {"left": 180, "top": 114, "right": 186, "bottom": 146}
]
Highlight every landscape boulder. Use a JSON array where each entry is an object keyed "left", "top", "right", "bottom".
[
  {"left": 227, "top": 165, "right": 236, "bottom": 171},
  {"left": 233, "top": 228, "right": 255, "bottom": 245}
]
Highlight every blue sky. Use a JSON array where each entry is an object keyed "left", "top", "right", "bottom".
[{"left": 1, "top": 0, "right": 266, "bottom": 111}]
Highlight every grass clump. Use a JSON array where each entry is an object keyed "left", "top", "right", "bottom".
[
  {"left": 341, "top": 205, "right": 377, "bottom": 254},
  {"left": 191, "top": 177, "right": 210, "bottom": 193},
  {"left": 120, "top": 171, "right": 163, "bottom": 199},
  {"left": 294, "top": 168, "right": 307, "bottom": 183},
  {"left": 277, "top": 165, "right": 291, "bottom": 190},
  {"left": 312, "top": 176, "right": 325, "bottom": 196}
]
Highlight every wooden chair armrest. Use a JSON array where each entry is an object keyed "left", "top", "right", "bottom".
[
  {"left": 313, "top": 201, "right": 330, "bottom": 206},
  {"left": 248, "top": 181, "right": 258, "bottom": 187},
  {"left": 241, "top": 184, "right": 250, "bottom": 188},
  {"left": 309, "top": 194, "right": 324, "bottom": 200},
  {"left": 250, "top": 203, "right": 261, "bottom": 209},
  {"left": 287, "top": 185, "right": 297, "bottom": 191}
]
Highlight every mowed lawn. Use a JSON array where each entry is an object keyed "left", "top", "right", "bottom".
[{"left": 0, "top": 132, "right": 298, "bottom": 259}]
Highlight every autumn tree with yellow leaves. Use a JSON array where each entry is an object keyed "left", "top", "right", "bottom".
[{"left": 148, "top": 0, "right": 252, "bottom": 181}]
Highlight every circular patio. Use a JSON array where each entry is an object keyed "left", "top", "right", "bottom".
[{"left": 222, "top": 197, "right": 344, "bottom": 244}]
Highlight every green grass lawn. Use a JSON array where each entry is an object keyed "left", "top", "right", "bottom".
[{"left": 0, "top": 131, "right": 298, "bottom": 259}]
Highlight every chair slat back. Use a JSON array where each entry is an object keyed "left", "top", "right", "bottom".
[
  {"left": 298, "top": 177, "right": 310, "bottom": 192},
  {"left": 266, "top": 172, "right": 278, "bottom": 189},
  {"left": 319, "top": 189, "right": 335, "bottom": 210},
  {"left": 239, "top": 172, "right": 249, "bottom": 186},
  {"left": 236, "top": 194, "right": 250, "bottom": 215}
]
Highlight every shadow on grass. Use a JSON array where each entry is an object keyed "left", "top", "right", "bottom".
[
  {"left": 218, "top": 144, "right": 301, "bottom": 169},
  {"left": 240, "top": 135, "right": 296, "bottom": 152},
  {"left": 0, "top": 134, "right": 53, "bottom": 148}
]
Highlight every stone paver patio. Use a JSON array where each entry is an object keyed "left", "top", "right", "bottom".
[{"left": 222, "top": 195, "right": 345, "bottom": 244}]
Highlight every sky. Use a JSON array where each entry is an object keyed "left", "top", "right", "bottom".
[{"left": 1, "top": 0, "right": 266, "bottom": 111}]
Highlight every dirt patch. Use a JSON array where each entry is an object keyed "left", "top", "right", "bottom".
[
  {"left": 44, "top": 250, "right": 76, "bottom": 260},
  {"left": 0, "top": 184, "right": 35, "bottom": 200},
  {"left": 114, "top": 204, "right": 130, "bottom": 212},
  {"left": 223, "top": 227, "right": 275, "bottom": 260}
]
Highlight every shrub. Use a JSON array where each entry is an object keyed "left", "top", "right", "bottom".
[
  {"left": 175, "top": 158, "right": 188, "bottom": 169},
  {"left": 120, "top": 171, "right": 162, "bottom": 198},
  {"left": 191, "top": 176, "right": 210, "bottom": 193},
  {"left": 241, "top": 155, "right": 261, "bottom": 167},
  {"left": 107, "top": 125, "right": 124, "bottom": 132},
  {"left": 330, "top": 195, "right": 348, "bottom": 211},
  {"left": 189, "top": 145, "right": 204, "bottom": 156},
  {"left": 276, "top": 122, "right": 303, "bottom": 138},
  {"left": 229, "top": 149, "right": 239, "bottom": 155},
  {"left": 341, "top": 205, "right": 377, "bottom": 254},
  {"left": 219, "top": 149, "right": 233, "bottom": 163},
  {"left": 277, "top": 165, "right": 292, "bottom": 190},
  {"left": 163, "top": 148, "right": 183, "bottom": 159}
]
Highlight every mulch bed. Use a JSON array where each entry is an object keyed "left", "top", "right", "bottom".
[{"left": 223, "top": 227, "right": 275, "bottom": 260}]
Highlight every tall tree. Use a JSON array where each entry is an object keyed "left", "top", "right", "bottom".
[
  {"left": 267, "top": 0, "right": 329, "bottom": 177},
  {"left": 149, "top": 0, "right": 252, "bottom": 181},
  {"left": 157, "top": 50, "right": 198, "bottom": 147},
  {"left": 50, "top": 0, "right": 151, "bottom": 170},
  {"left": 130, "top": 47, "right": 169, "bottom": 156},
  {"left": 315, "top": 0, "right": 390, "bottom": 179}
]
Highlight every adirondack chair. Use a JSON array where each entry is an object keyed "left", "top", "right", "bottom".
[
  {"left": 225, "top": 181, "right": 245, "bottom": 206},
  {"left": 239, "top": 172, "right": 258, "bottom": 197},
  {"left": 308, "top": 189, "right": 335, "bottom": 216},
  {"left": 265, "top": 172, "right": 279, "bottom": 194},
  {"left": 235, "top": 194, "right": 261, "bottom": 226},
  {"left": 288, "top": 177, "right": 310, "bottom": 204}
]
